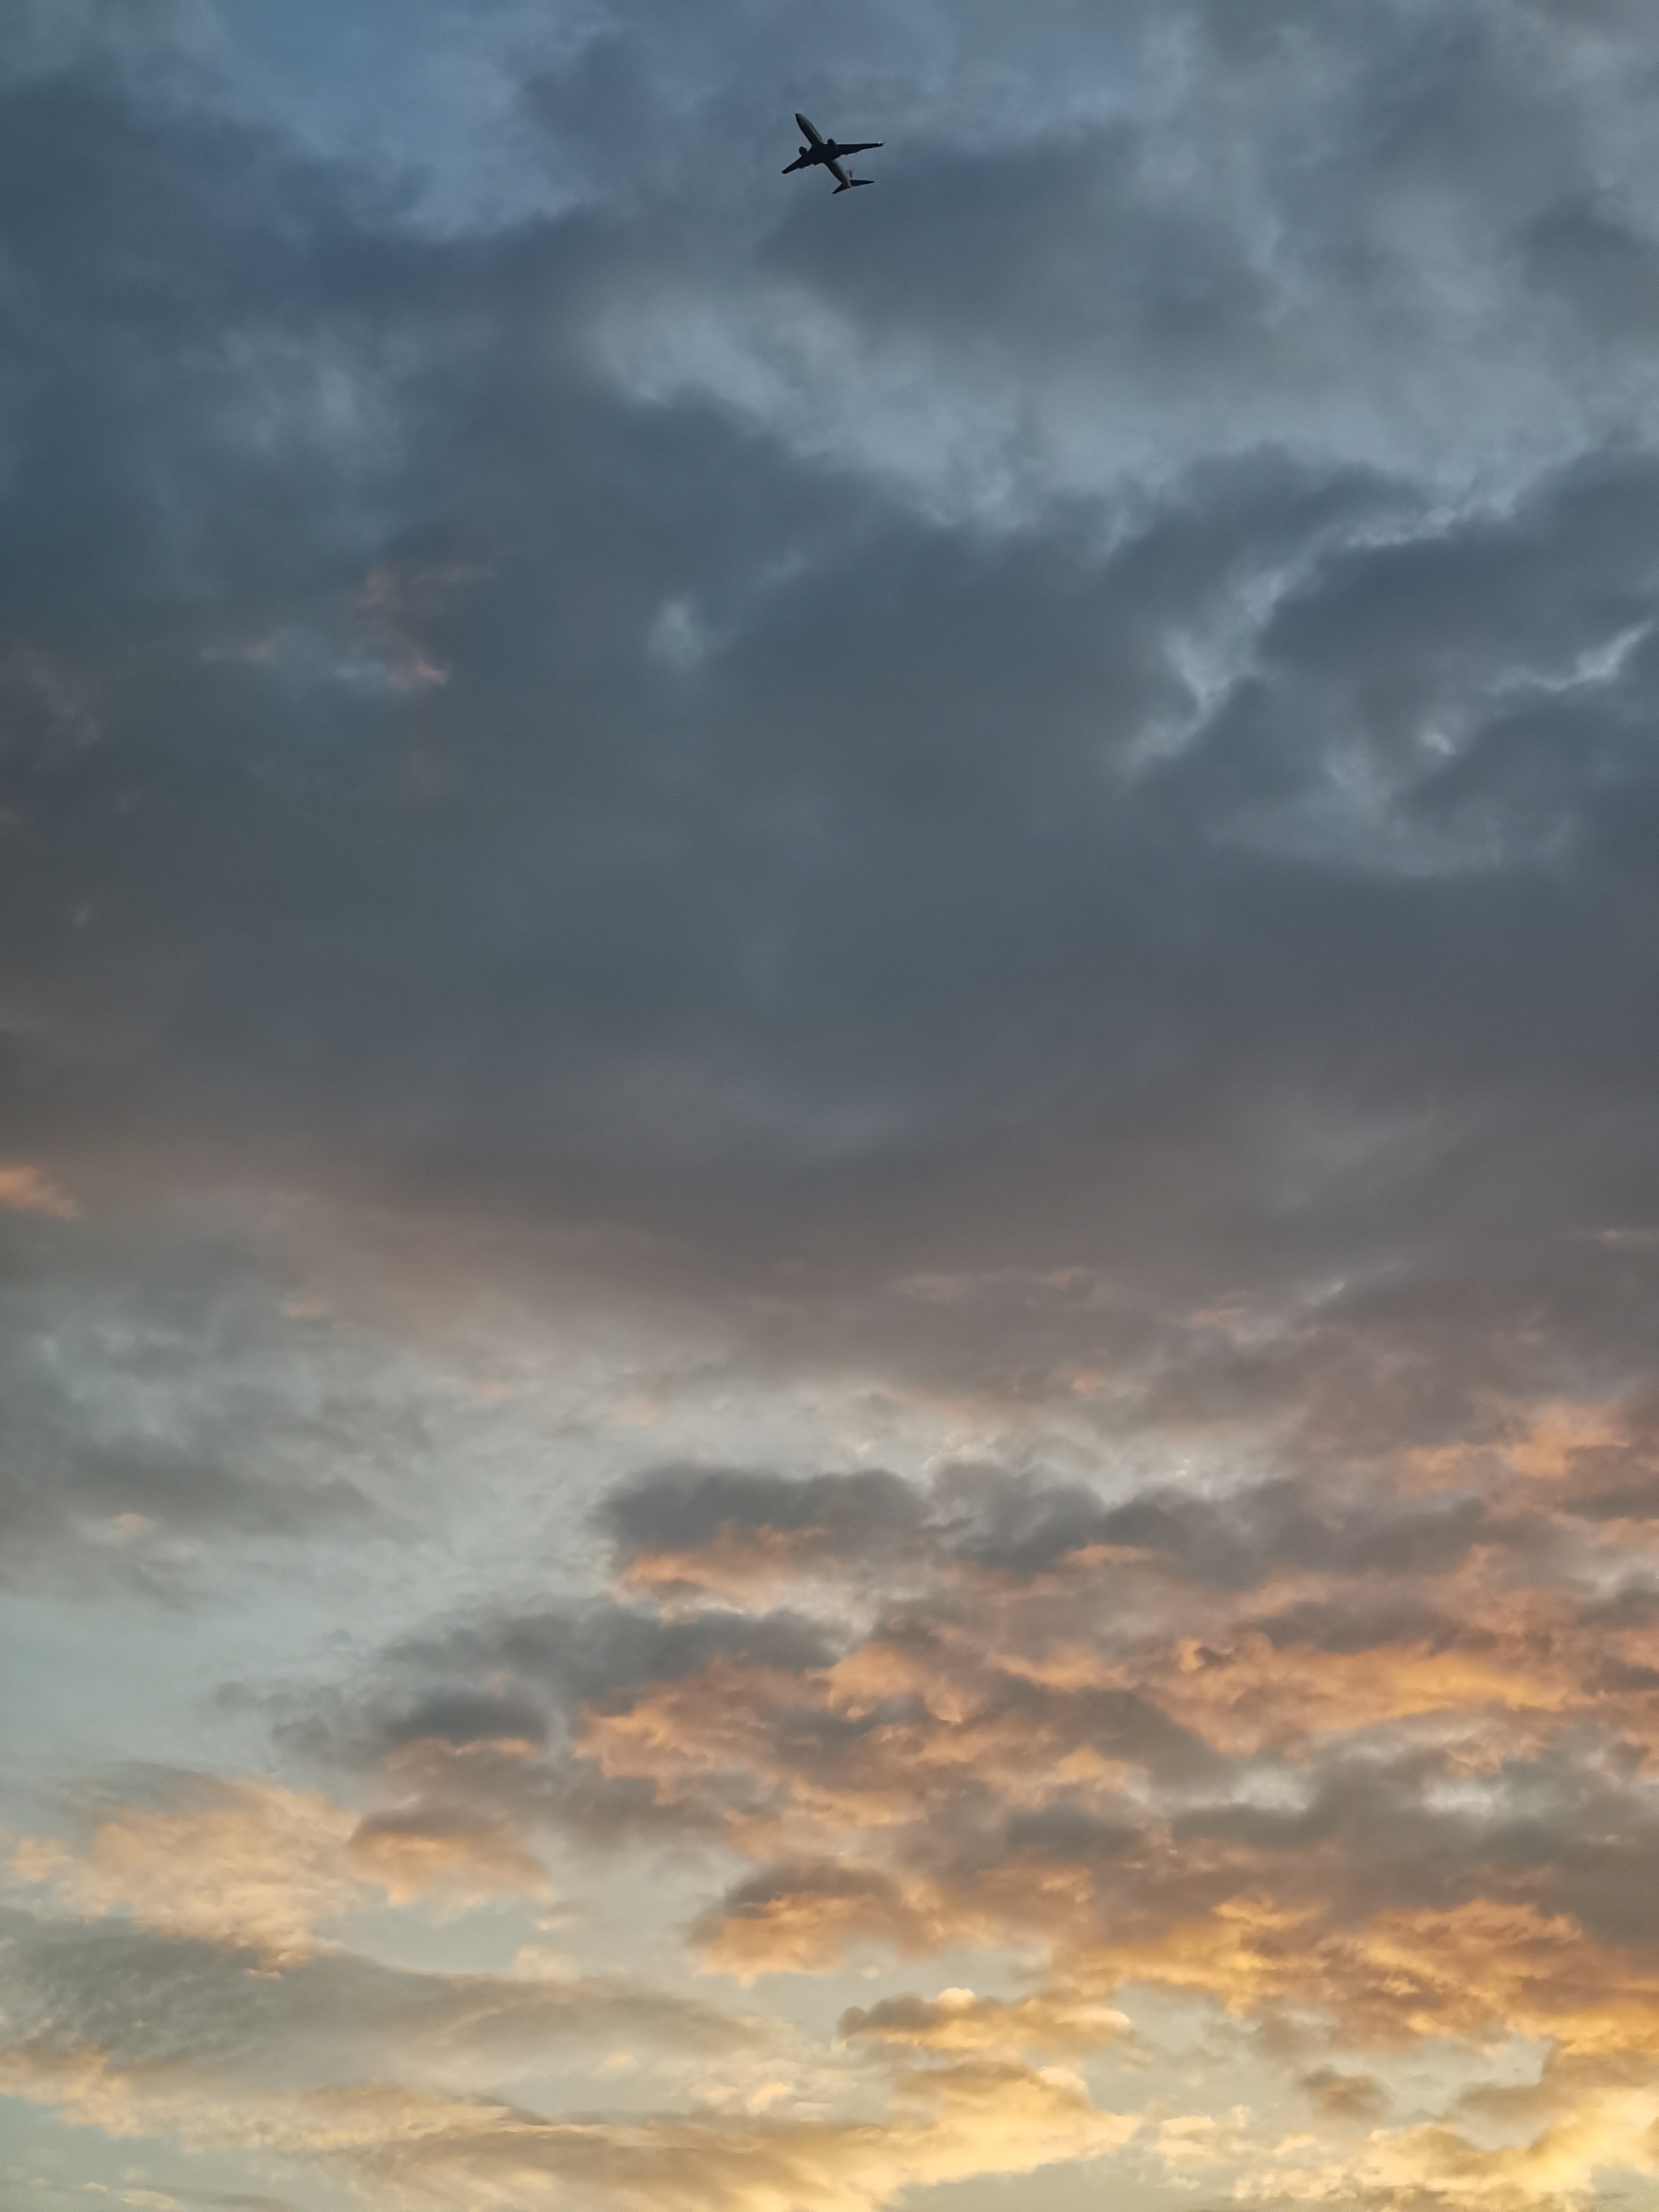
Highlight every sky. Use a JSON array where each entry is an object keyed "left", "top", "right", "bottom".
[{"left": 5, "top": 0, "right": 1659, "bottom": 2207}]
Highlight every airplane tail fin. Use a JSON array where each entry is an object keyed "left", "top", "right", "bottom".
[{"left": 833, "top": 178, "right": 872, "bottom": 193}]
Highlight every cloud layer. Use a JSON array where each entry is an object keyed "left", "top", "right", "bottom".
[{"left": 6, "top": 1, "right": 1659, "bottom": 2208}]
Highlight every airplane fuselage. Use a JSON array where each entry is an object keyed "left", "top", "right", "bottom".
[{"left": 783, "top": 113, "right": 883, "bottom": 194}]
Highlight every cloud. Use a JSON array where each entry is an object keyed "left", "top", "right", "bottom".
[
  {"left": 11, "top": 1775, "right": 548, "bottom": 1960},
  {"left": 0, "top": 2037, "right": 1139, "bottom": 2212},
  {"left": 0, "top": 1230, "right": 384, "bottom": 1587},
  {"left": 1300, "top": 2068, "right": 1392, "bottom": 2125},
  {"left": 0, "top": 1901, "right": 1137, "bottom": 2212},
  {"left": 2, "top": 0, "right": 1658, "bottom": 1330},
  {"left": 1256, "top": 2057, "right": 1659, "bottom": 2212},
  {"left": 0, "top": 1903, "right": 762, "bottom": 2096},
  {"left": 11, "top": 1780, "right": 361, "bottom": 1961},
  {"left": 11, "top": 3, "right": 1659, "bottom": 2210},
  {"left": 0, "top": 1163, "right": 76, "bottom": 1217},
  {"left": 346, "top": 1806, "right": 552, "bottom": 1909},
  {"left": 606, "top": 1467, "right": 928, "bottom": 1601},
  {"left": 313, "top": 1447, "right": 1659, "bottom": 2078},
  {"left": 693, "top": 1862, "right": 950, "bottom": 1984},
  {"left": 839, "top": 1988, "right": 1132, "bottom": 2061},
  {"left": 0, "top": 1212, "right": 628, "bottom": 1589}
]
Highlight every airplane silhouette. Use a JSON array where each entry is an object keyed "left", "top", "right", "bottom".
[{"left": 783, "top": 113, "right": 883, "bottom": 194}]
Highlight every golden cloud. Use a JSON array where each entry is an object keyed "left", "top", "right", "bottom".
[
  {"left": 11, "top": 1781, "right": 360, "bottom": 1961},
  {"left": 1254, "top": 2078, "right": 1659, "bottom": 2212},
  {"left": 1072, "top": 1900, "right": 1659, "bottom": 2054},
  {"left": 28, "top": 1421, "right": 1654, "bottom": 2212},
  {"left": 348, "top": 1806, "right": 552, "bottom": 1907},
  {"left": 695, "top": 1862, "right": 962, "bottom": 1982},
  {"left": 0, "top": 2035, "right": 1139, "bottom": 2212},
  {"left": 13, "top": 1777, "right": 548, "bottom": 1958},
  {"left": 1149, "top": 1630, "right": 1572, "bottom": 1754}
]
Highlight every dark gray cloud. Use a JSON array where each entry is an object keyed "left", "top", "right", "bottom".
[
  {"left": 600, "top": 1458, "right": 1512, "bottom": 1589},
  {"left": 602, "top": 1466, "right": 928, "bottom": 1570},
  {"left": 1, "top": 0, "right": 1655, "bottom": 1359}
]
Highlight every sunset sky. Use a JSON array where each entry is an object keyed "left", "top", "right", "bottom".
[{"left": 7, "top": 3, "right": 1659, "bottom": 2210}]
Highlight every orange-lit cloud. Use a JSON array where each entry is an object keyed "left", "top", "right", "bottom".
[
  {"left": 348, "top": 1805, "right": 552, "bottom": 1907},
  {"left": 12, "top": 1777, "right": 548, "bottom": 1958},
  {"left": 0, "top": 1163, "right": 76, "bottom": 1217},
  {"left": 1147, "top": 1630, "right": 1572, "bottom": 1753},
  {"left": 11, "top": 1780, "right": 360, "bottom": 1960},
  {"left": 0, "top": 2035, "right": 1140, "bottom": 2212},
  {"left": 1252, "top": 2074, "right": 1659, "bottom": 2212},
  {"left": 22, "top": 1425, "right": 1659, "bottom": 2212}
]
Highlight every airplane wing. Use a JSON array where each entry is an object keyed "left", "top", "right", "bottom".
[
  {"left": 834, "top": 141, "right": 883, "bottom": 156},
  {"left": 781, "top": 152, "right": 810, "bottom": 173},
  {"left": 795, "top": 113, "right": 826, "bottom": 147}
]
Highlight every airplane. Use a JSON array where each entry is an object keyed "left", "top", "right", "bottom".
[{"left": 783, "top": 112, "right": 883, "bottom": 194}]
